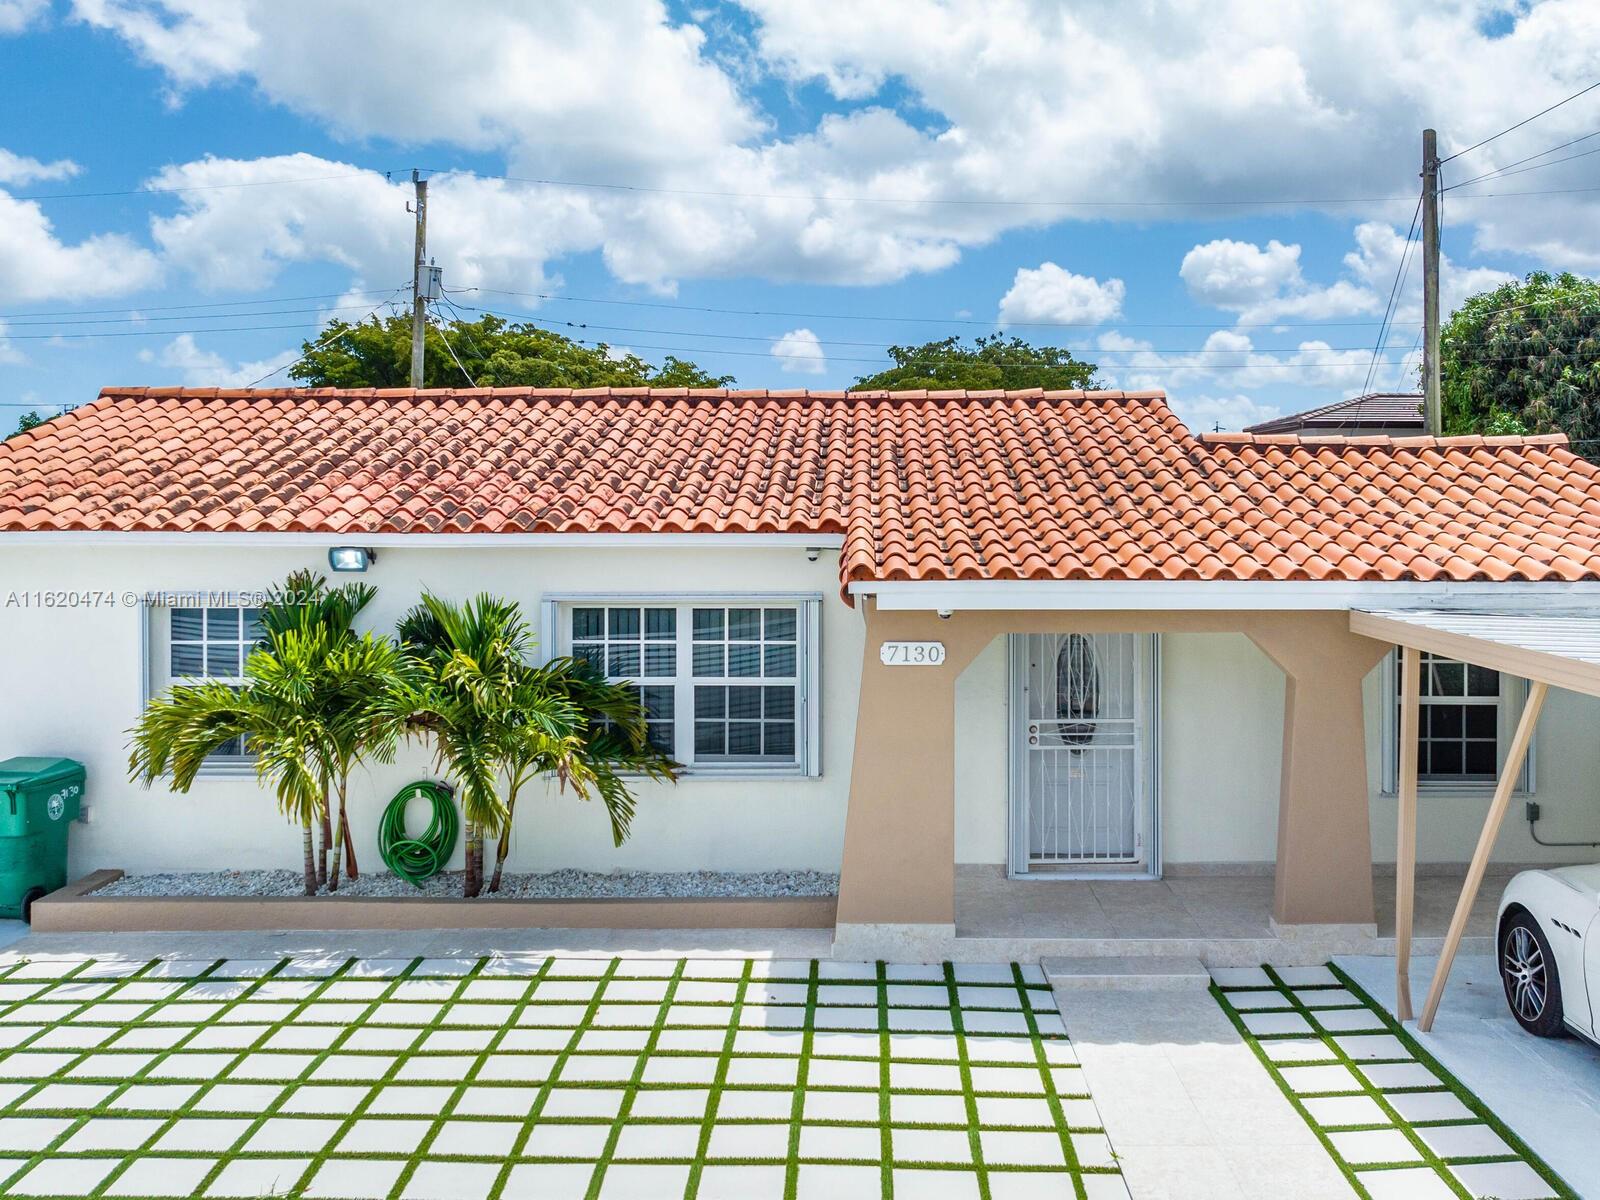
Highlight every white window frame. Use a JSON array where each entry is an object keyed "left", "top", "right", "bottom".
[
  {"left": 141, "top": 599, "right": 263, "bottom": 777},
  {"left": 542, "top": 593, "right": 823, "bottom": 778},
  {"left": 1380, "top": 650, "right": 1534, "bottom": 795}
]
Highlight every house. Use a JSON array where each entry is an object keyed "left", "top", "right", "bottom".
[
  {"left": 1244, "top": 391, "right": 1424, "bottom": 436},
  {"left": 3, "top": 385, "right": 1600, "bottom": 964}
]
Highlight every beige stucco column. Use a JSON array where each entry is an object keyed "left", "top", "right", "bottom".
[
  {"left": 1248, "top": 614, "right": 1390, "bottom": 927},
  {"left": 835, "top": 603, "right": 988, "bottom": 930}
]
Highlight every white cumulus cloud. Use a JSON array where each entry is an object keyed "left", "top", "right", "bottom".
[
  {"left": 771, "top": 327, "right": 826, "bottom": 374},
  {"left": 998, "top": 263, "right": 1124, "bottom": 326},
  {"left": 0, "top": 149, "right": 79, "bottom": 186},
  {"left": 0, "top": 191, "right": 160, "bottom": 301},
  {"left": 0, "top": 0, "right": 48, "bottom": 35},
  {"left": 142, "top": 333, "right": 298, "bottom": 387}
]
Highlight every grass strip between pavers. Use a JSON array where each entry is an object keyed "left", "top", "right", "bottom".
[
  {"left": 1212, "top": 964, "right": 1577, "bottom": 1200},
  {"left": 0, "top": 954, "right": 1116, "bottom": 1200},
  {"left": 1329, "top": 963, "right": 1577, "bottom": 1200}
]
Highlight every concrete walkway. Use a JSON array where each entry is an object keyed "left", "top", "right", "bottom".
[{"left": 1057, "top": 987, "right": 1355, "bottom": 1199}]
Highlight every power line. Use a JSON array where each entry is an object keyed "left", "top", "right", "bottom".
[
  {"left": 1363, "top": 192, "right": 1422, "bottom": 401},
  {"left": 447, "top": 286, "right": 1415, "bottom": 332},
  {"left": 1444, "top": 142, "right": 1600, "bottom": 192},
  {"left": 244, "top": 287, "right": 410, "bottom": 387},
  {"left": 8, "top": 171, "right": 391, "bottom": 203},
  {"left": 0, "top": 288, "right": 405, "bottom": 321},
  {"left": 1, "top": 300, "right": 408, "bottom": 329},
  {"left": 1443, "top": 127, "right": 1600, "bottom": 191},
  {"left": 427, "top": 170, "right": 1424, "bottom": 211},
  {"left": 431, "top": 316, "right": 479, "bottom": 388},
  {"left": 1440, "top": 79, "right": 1600, "bottom": 164}
]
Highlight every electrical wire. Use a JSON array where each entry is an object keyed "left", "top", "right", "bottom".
[
  {"left": 1359, "top": 194, "right": 1423, "bottom": 399},
  {"left": 1440, "top": 79, "right": 1600, "bottom": 164},
  {"left": 0, "top": 288, "right": 406, "bottom": 322},
  {"left": 446, "top": 286, "right": 1418, "bottom": 333},
  {"left": 243, "top": 287, "right": 410, "bottom": 386},
  {"left": 433, "top": 315, "right": 479, "bottom": 387},
  {"left": 1443, "top": 127, "right": 1600, "bottom": 191},
  {"left": 9, "top": 170, "right": 394, "bottom": 203}
]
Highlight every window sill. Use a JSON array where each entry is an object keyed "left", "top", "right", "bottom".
[{"left": 1381, "top": 783, "right": 1533, "bottom": 798}]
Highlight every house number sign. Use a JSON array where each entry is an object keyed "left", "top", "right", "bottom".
[{"left": 879, "top": 640, "right": 946, "bottom": 666}]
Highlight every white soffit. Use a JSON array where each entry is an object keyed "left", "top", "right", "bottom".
[
  {"left": 852, "top": 579, "right": 1600, "bottom": 612},
  {"left": 1351, "top": 608, "right": 1600, "bottom": 700}
]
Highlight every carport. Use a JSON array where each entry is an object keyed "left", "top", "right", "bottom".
[{"left": 1350, "top": 609, "right": 1600, "bottom": 1031}]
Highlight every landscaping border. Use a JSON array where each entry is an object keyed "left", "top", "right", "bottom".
[{"left": 31, "top": 872, "right": 839, "bottom": 933}]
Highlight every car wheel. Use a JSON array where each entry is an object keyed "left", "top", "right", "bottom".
[{"left": 1500, "top": 910, "right": 1565, "bottom": 1037}]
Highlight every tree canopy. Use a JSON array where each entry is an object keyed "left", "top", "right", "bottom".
[
  {"left": 7, "top": 411, "right": 46, "bottom": 439},
  {"left": 1441, "top": 271, "right": 1600, "bottom": 457},
  {"left": 289, "top": 312, "right": 734, "bottom": 389},
  {"left": 852, "top": 335, "right": 1098, "bottom": 392}
]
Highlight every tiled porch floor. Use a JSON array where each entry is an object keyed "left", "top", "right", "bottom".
[{"left": 956, "top": 866, "right": 1517, "bottom": 941}]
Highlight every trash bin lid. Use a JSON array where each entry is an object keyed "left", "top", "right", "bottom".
[{"left": 0, "top": 757, "right": 85, "bottom": 792}]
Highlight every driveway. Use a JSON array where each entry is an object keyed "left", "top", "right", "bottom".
[{"left": 0, "top": 951, "right": 1127, "bottom": 1200}]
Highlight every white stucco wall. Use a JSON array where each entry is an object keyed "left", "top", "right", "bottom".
[
  {"left": 0, "top": 543, "right": 862, "bottom": 879},
  {"left": 952, "top": 631, "right": 1600, "bottom": 870}
]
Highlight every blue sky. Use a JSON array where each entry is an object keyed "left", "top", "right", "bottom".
[{"left": 1, "top": 0, "right": 1596, "bottom": 432}]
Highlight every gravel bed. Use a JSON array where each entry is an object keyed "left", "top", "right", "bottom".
[{"left": 92, "top": 868, "right": 839, "bottom": 901}]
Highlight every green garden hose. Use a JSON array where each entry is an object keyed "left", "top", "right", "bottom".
[{"left": 378, "top": 781, "right": 458, "bottom": 886}]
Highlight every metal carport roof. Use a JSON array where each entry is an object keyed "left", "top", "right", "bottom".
[{"left": 1350, "top": 608, "right": 1600, "bottom": 699}]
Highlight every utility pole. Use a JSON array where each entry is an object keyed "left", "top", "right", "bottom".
[
  {"left": 1421, "top": 129, "right": 1441, "bottom": 434},
  {"left": 409, "top": 169, "right": 428, "bottom": 389}
]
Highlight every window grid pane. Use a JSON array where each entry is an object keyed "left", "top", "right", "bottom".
[
  {"left": 167, "top": 607, "right": 256, "bottom": 758},
  {"left": 574, "top": 602, "right": 806, "bottom": 769},
  {"left": 1398, "top": 651, "right": 1502, "bottom": 783}
]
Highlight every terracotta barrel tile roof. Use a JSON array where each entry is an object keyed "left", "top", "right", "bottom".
[{"left": 3, "top": 386, "right": 1600, "bottom": 589}]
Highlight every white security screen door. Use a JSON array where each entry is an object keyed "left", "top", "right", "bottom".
[{"left": 1010, "top": 633, "right": 1157, "bottom": 873}]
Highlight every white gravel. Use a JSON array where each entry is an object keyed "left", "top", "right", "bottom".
[{"left": 92, "top": 868, "right": 839, "bottom": 901}]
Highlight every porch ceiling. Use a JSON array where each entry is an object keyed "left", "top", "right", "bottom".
[{"left": 1350, "top": 607, "right": 1600, "bottom": 699}]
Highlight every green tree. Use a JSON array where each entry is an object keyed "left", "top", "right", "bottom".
[
  {"left": 289, "top": 313, "right": 734, "bottom": 389},
  {"left": 8, "top": 411, "right": 46, "bottom": 439},
  {"left": 853, "top": 335, "right": 1098, "bottom": 391},
  {"left": 398, "top": 593, "right": 675, "bottom": 897},
  {"left": 1441, "top": 271, "right": 1600, "bottom": 456}
]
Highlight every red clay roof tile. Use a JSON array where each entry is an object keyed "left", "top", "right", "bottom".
[{"left": 2, "top": 388, "right": 1600, "bottom": 590}]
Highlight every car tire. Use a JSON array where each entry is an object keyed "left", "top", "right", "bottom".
[{"left": 1500, "top": 909, "right": 1565, "bottom": 1037}]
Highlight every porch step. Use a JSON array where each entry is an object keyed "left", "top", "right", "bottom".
[{"left": 1042, "top": 955, "right": 1211, "bottom": 991}]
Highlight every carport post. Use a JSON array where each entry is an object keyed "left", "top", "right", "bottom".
[
  {"left": 1394, "top": 645, "right": 1422, "bottom": 1021},
  {"left": 1418, "top": 679, "right": 1548, "bottom": 1032}
]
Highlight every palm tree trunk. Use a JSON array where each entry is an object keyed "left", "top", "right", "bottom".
[
  {"left": 301, "top": 818, "right": 317, "bottom": 896},
  {"left": 328, "top": 779, "right": 346, "bottom": 892},
  {"left": 316, "top": 791, "right": 331, "bottom": 889},
  {"left": 464, "top": 822, "right": 482, "bottom": 898},
  {"left": 489, "top": 788, "right": 518, "bottom": 894},
  {"left": 343, "top": 812, "right": 360, "bottom": 880}
]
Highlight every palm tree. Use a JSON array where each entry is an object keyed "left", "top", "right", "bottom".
[
  {"left": 129, "top": 574, "right": 411, "bottom": 896},
  {"left": 128, "top": 623, "right": 339, "bottom": 895},
  {"left": 488, "top": 657, "right": 676, "bottom": 893},
  {"left": 398, "top": 593, "right": 675, "bottom": 897},
  {"left": 256, "top": 570, "right": 380, "bottom": 884}
]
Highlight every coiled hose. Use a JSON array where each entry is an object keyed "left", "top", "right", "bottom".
[{"left": 378, "top": 781, "right": 458, "bottom": 886}]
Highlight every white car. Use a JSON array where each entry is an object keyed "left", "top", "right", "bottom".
[{"left": 1498, "top": 865, "right": 1600, "bottom": 1041}]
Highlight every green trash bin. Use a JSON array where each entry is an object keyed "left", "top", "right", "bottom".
[{"left": 0, "top": 757, "right": 84, "bottom": 921}]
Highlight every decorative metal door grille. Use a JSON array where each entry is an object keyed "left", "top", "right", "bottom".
[{"left": 1018, "top": 633, "right": 1147, "bottom": 866}]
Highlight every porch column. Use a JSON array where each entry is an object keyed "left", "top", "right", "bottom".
[
  {"left": 1248, "top": 614, "right": 1390, "bottom": 927},
  {"left": 836, "top": 604, "right": 986, "bottom": 929}
]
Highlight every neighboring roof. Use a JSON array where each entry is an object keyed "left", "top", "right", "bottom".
[
  {"left": 3, "top": 387, "right": 1600, "bottom": 590},
  {"left": 1350, "top": 609, "right": 1600, "bottom": 699},
  {"left": 1245, "top": 392, "right": 1424, "bottom": 434}
]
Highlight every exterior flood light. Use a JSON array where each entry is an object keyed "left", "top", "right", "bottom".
[{"left": 328, "top": 547, "right": 374, "bottom": 573}]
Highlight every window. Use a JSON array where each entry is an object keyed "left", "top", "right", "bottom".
[
  {"left": 558, "top": 597, "right": 820, "bottom": 774},
  {"left": 1382, "top": 651, "right": 1533, "bottom": 792},
  {"left": 152, "top": 605, "right": 264, "bottom": 764}
]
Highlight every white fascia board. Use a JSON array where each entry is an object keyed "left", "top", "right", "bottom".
[
  {"left": 0, "top": 531, "right": 845, "bottom": 550},
  {"left": 850, "top": 579, "right": 1600, "bottom": 612}
]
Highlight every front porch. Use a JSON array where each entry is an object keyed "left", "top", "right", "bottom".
[{"left": 949, "top": 864, "right": 1511, "bottom": 965}]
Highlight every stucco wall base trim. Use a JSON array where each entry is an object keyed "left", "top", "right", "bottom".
[
  {"left": 33, "top": 872, "right": 838, "bottom": 933},
  {"left": 1267, "top": 917, "right": 1378, "bottom": 940},
  {"left": 830, "top": 923, "right": 958, "bottom": 961}
]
